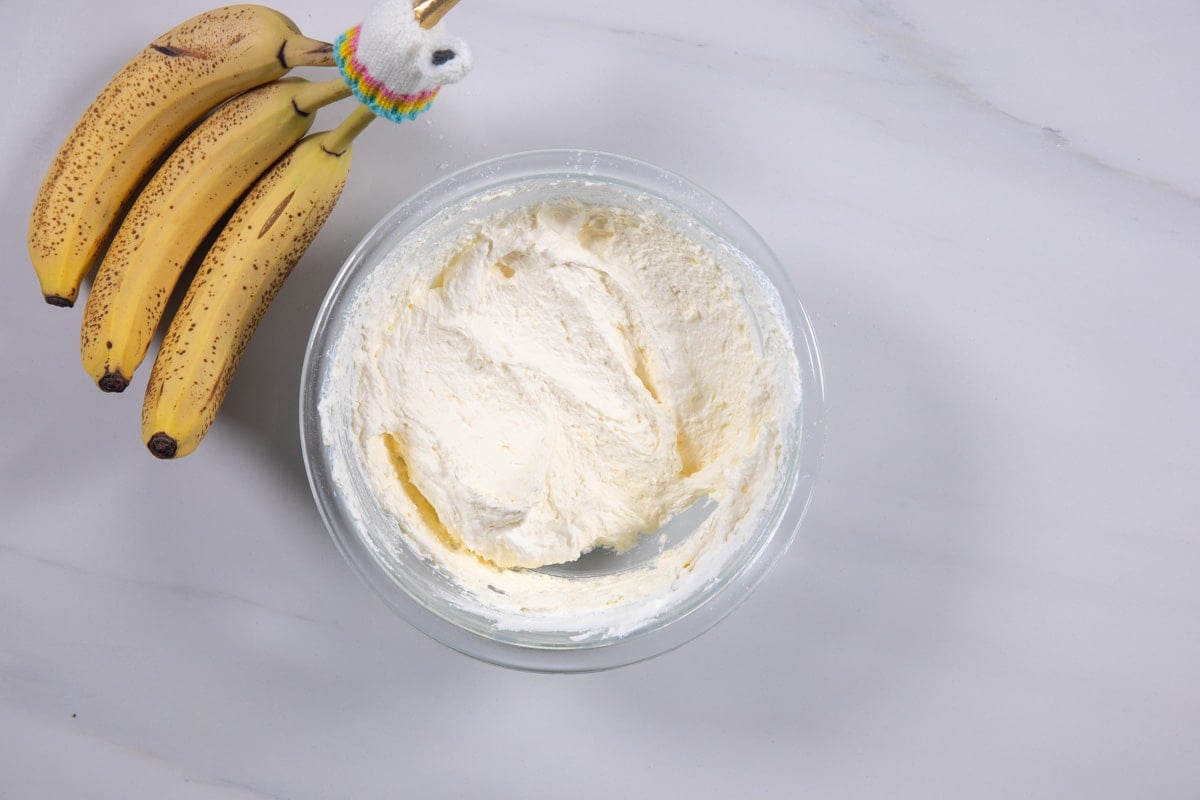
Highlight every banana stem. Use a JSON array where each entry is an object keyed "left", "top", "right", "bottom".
[
  {"left": 294, "top": 77, "right": 353, "bottom": 114},
  {"left": 281, "top": 33, "right": 336, "bottom": 68},
  {"left": 320, "top": 104, "right": 378, "bottom": 155}
]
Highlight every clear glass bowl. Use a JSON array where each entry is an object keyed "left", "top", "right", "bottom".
[{"left": 299, "top": 149, "right": 825, "bottom": 672}]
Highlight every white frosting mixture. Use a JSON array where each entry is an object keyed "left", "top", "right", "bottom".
[{"left": 324, "top": 196, "right": 798, "bottom": 636}]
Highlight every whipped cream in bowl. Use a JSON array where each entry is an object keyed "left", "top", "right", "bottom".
[{"left": 301, "top": 150, "right": 824, "bottom": 671}]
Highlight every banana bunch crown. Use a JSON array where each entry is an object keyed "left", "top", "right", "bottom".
[{"left": 335, "top": 0, "right": 472, "bottom": 123}]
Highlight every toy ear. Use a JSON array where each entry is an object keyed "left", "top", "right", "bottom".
[{"left": 420, "top": 35, "right": 472, "bottom": 84}]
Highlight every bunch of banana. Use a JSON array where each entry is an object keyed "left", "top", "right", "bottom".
[
  {"left": 80, "top": 76, "right": 351, "bottom": 393},
  {"left": 30, "top": 0, "right": 472, "bottom": 459},
  {"left": 29, "top": 4, "right": 336, "bottom": 307}
]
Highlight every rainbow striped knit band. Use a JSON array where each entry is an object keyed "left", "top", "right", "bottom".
[{"left": 335, "top": 25, "right": 440, "bottom": 124}]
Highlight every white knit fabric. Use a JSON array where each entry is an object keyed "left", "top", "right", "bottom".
[{"left": 355, "top": 1, "right": 472, "bottom": 96}]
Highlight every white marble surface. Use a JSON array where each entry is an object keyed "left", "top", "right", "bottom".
[{"left": 3, "top": 0, "right": 1199, "bottom": 796}]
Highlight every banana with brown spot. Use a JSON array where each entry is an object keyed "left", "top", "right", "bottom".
[
  {"left": 81, "top": 77, "right": 351, "bottom": 394},
  {"left": 28, "top": 4, "right": 334, "bottom": 307},
  {"left": 142, "top": 106, "right": 375, "bottom": 459}
]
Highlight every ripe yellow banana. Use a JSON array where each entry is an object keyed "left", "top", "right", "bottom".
[
  {"left": 142, "top": 106, "right": 376, "bottom": 459},
  {"left": 29, "top": 4, "right": 335, "bottom": 308},
  {"left": 80, "top": 77, "right": 351, "bottom": 393}
]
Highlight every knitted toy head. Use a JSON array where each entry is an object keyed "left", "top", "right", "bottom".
[{"left": 336, "top": 1, "right": 473, "bottom": 124}]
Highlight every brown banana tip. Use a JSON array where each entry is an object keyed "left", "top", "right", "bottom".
[
  {"left": 98, "top": 371, "right": 129, "bottom": 393},
  {"left": 147, "top": 433, "right": 178, "bottom": 460},
  {"left": 44, "top": 294, "right": 74, "bottom": 308}
]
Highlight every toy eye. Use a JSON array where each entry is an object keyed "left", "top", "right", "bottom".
[{"left": 431, "top": 49, "right": 456, "bottom": 66}]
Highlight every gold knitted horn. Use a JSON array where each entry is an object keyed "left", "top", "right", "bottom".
[{"left": 413, "top": 0, "right": 461, "bottom": 29}]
